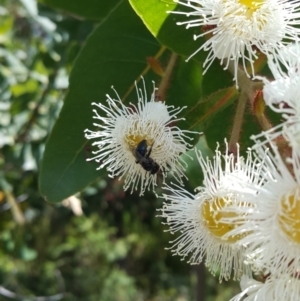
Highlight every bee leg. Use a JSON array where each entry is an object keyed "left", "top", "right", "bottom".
[{"left": 146, "top": 143, "right": 154, "bottom": 158}]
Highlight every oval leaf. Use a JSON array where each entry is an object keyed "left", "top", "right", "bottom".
[{"left": 39, "top": 1, "right": 162, "bottom": 202}]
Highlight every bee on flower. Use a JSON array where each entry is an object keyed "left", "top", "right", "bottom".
[
  {"left": 84, "top": 79, "right": 196, "bottom": 195},
  {"left": 160, "top": 142, "right": 266, "bottom": 280},
  {"left": 170, "top": 0, "right": 300, "bottom": 85}
]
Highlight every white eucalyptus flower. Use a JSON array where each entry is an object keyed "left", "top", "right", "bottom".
[
  {"left": 257, "top": 44, "right": 300, "bottom": 148},
  {"left": 226, "top": 139, "right": 300, "bottom": 277},
  {"left": 263, "top": 44, "right": 300, "bottom": 111},
  {"left": 171, "top": 0, "right": 300, "bottom": 84},
  {"left": 231, "top": 274, "right": 300, "bottom": 301},
  {"left": 160, "top": 142, "right": 265, "bottom": 280},
  {"left": 84, "top": 80, "right": 195, "bottom": 195}
]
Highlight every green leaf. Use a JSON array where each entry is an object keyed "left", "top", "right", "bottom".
[
  {"left": 183, "top": 136, "right": 213, "bottom": 190},
  {"left": 129, "top": 0, "right": 206, "bottom": 62},
  {"left": 201, "top": 60, "right": 234, "bottom": 97},
  {"left": 39, "top": 1, "right": 161, "bottom": 202},
  {"left": 168, "top": 57, "right": 203, "bottom": 107},
  {"left": 38, "top": 0, "right": 122, "bottom": 20},
  {"left": 204, "top": 103, "right": 258, "bottom": 152},
  {"left": 204, "top": 98, "right": 280, "bottom": 153},
  {"left": 179, "top": 86, "right": 238, "bottom": 134}
]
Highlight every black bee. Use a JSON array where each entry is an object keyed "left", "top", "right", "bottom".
[{"left": 134, "top": 140, "right": 160, "bottom": 174}]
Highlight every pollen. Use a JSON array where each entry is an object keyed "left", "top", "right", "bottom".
[
  {"left": 238, "top": 0, "right": 264, "bottom": 11},
  {"left": 124, "top": 120, "right": 160, "bottom": 150},
  {"left": 278, "top": 191, "right": 300, "bottom": 244},
  {"left": 201, "top": 197, "right": 244, "bottom": 243},
  {"left": 234, "top": 0, "right": 264, "bottom": 23},
  {"left": 125, "top": 134, "right": 145, "bottom": 149}
]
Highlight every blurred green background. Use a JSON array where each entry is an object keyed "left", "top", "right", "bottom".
[{"left": 0, "top": 0, "right": 240, "bottom": 300}]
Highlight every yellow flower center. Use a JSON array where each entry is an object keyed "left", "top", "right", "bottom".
[
  {"left": 201, "top": 197, "right": 247, "bottom": 243},
  {"left": 126, "top": 134, "right": 150, "bottom": 148},
  {"left": 219, "top": 0, "right": 265, "bottom": 36},
  {"left": 278, "top": 192, "right": 300, "bottom": 244},
  {"left": 238, "top": 0, "right": 264, "bottom": 18},
  {"left": 124, "top": 120, "right": 160, "bottom": 152}
]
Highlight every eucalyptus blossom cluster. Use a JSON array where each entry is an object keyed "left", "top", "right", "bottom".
[{"left": 85, "top": 0, "right": 300, "bottom": 300}]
